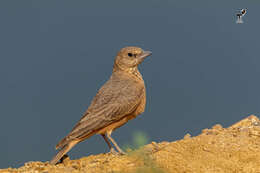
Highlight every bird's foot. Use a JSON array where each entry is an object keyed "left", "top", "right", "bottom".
[
  {"left": 117, "top": 149, "right": 126, "bottom": 155},
  {"left": 108, "top": 148, "right": 126, "bottom": 155},
  {"left": 109, "top": 148, "right": 118, "bottom": 155}
]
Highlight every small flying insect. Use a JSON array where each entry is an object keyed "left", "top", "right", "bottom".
[{"left": 236, "top": 8, "right": 247, "bottom": 24}]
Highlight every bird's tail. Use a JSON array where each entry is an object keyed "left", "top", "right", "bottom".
[
  {"left": 55, "top": 137, "right": 68, "bottom": 150},
  {"left": 49, "top": 141, "right": 78, "bottom": 165}
]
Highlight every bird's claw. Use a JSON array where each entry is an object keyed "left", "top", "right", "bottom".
[
  {"left": 108, "top": 148, "right": 126, "bottom": 155},
  {"left": 119, "top": 151, "right": 126, "bottom": 155},
  {"left": 109, "top": 148, "right": 118, "bottom": 155},
  {"left": 117, "top": 149, "right": 126, "bottom": 155}
]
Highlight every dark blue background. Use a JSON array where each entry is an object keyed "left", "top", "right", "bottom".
[{"left": 0, "top": 0, "right": 259, "bottom": 168}]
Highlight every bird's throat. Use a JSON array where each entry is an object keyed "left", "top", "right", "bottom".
[{"left": 113, "top": 65, "right": 143, "bottom": 81}]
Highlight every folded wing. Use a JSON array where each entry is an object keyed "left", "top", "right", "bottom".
[{"left": 56, "top": 78, "right": 144, "bottom": 149}]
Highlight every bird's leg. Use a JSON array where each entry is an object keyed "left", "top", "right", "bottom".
[
  {"left": 106, "top": 132, "right": 126, "bottom": 155},
  {"left": 101, "top": 134, "right": 117, "bottom": 154}
]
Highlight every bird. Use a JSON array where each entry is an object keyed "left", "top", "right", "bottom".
[
  {"left": 50, "top": 46, "right": 152, "bottom": 165},
  {"left": 236, "top": 8, "right": 247, "bottom": 23}
]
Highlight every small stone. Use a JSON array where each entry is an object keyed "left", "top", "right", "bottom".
[
  {"left": 184, "top": 133, "right": 191, "bottom": 139},
  {"left": 212, "top": 124, "right": 223, "bottom": 130}
]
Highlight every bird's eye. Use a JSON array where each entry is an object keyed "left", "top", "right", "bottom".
[{"left": 128, "top": 53, "right": 133, "bottom": 57}]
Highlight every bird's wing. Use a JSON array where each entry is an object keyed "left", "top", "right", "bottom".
[{"left": 56, "top": 78, "right": 145, "bottom": 149}]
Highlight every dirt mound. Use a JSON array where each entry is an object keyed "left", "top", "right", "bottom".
[{"left": 2, "top": 115, "right": 260, "bottom": 173}]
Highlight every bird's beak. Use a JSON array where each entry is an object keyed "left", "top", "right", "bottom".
[{"left": 139, "top": 51, "right": 152, "bottom": 60}]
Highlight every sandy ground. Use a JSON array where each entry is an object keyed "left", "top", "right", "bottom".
[{"left": 2, "top": 115, "right": 260, "bottom": 173}]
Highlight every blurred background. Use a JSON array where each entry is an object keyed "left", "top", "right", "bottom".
[{"left": 0, "top": 0, "right": 259, "bottom": 168}]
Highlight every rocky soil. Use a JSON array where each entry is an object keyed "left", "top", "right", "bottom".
[{"left": 2, "top": 115, "right": 260, "bottom": 173}]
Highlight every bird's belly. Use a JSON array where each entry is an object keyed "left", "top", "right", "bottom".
[
  {"left": 97, "top": 114, "right": 137, "bottom": 134},
  {"left": 97, "top": 95, "right": 146, "bottom": 135}
]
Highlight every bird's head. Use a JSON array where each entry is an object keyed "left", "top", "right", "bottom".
[{"left": 113, "top": 46, "right": 152, "bottom": 71}]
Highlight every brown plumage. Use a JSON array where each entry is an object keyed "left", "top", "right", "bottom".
[{"left": 50, "top": 46, "right": 152, "bottom": 164}]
